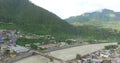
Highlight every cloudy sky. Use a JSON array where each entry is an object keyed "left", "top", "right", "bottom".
[{"left": 30, "top": 0, "right": 120, "bottom": 19}]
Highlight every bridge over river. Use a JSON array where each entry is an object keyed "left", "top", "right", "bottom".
[
  {"left": 33, "top": 50, "right": 66, "bottom": 63},
  {"left": 13, "top": 42, "right": 117, "bottom": 63}
]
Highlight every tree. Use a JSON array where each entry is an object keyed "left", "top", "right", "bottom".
[
  {"left": 104, "top": 45, "right": 118, "bottom": 50},
  {"left": 65, "top": 39, "right": 74, "bottom": 45},
  {"left": 88, "top": 60, "right": 92, "bottom": 63},
  {"left": 49, "top": 58, "right": 54, "bottom": 62},
  {"left": 4, "top": 49, "right": 10, "bottom": 56},
  {"left": 30, "top": 44, "right": 38, "bottom": 50},
  {"left": 76, "top": 54, "right": 81, "bottom": 60}
]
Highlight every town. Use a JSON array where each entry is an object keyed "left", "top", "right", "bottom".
[
  {"left": 0, "top": 29, "right": 82, "bottom": 63},
  {"left": 0, "top": 29, "right": 119, "bottom": 63},
  {"left": 72, "top": 45, "right": 120, "bottom": 63}
]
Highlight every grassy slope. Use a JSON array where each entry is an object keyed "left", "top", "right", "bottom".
[{"left": 72, "top": 21, "right": 120, "bottom": 31}]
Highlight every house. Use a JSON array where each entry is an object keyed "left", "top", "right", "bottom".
[
  {"left": 117, "top": 47, "right": 120, "bottom": 53},
  {"left": 0, "top": 44, "right": 8, "bottom": 51},
  {"left": 91, "top": 59, "right": 103, "bottom": 63},
  {"left": 58, "top": 42, "right": 67, "bottom": 47},
  {"left": 8, "top": 45, "right": 29, "bottom": 53},
  {"left": 100, "top": 53, "right": 109, "bottom": 58},
  {"left": 116, "top": 55, "right": 120, "bottom": 63},
  {"left": 0, "top": 35, "right": 4, "bottom": 43}
]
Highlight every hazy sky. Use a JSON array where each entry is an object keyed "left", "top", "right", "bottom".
[{"left": 30, "top": 0, "right": 120, "bottom": 19}]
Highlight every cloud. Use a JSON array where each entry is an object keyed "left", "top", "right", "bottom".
[{"left": 30, "top": 0, "right": 120, "bottom": 19}]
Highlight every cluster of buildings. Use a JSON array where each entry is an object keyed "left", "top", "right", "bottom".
[
  {"left": 0, "top": 29, "right": 18, "bottom": 45},
  {"left": 39, "top": 42, "right": 67, "bottom": 49},
  {"left": 74, "top": 46, "right": 120, "bottom": 63},
  {"left": 0, "top": 29, "right": 29, "bottom": 61},
  {"left": 25, "top": 42, "right": 67, "bottom": 50}
]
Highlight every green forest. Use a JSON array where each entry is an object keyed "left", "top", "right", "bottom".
[{"left": 0, "top": 0, "right": 120, "bottom": 46}]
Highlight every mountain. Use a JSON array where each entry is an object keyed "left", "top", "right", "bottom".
[
  {"left": 65, "top": 9, "right": 120, "bottom": 23},
  {"left": 0, "top": 0, "right": 77, "bottom": 38},
  {"left": 64, "top": 9, "right": 120, "bottom": 42},
  {"left": 1, "top": 0, "right": 120, "bottom": 42}
]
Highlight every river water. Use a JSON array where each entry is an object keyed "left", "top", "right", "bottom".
[{"left": 14, "top": 43, "right": 117, "bottom": 63}]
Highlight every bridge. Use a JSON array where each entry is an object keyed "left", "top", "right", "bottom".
[
  {"left": 11, "top": 42, "right": 117, "bottom": 63},
  {"left": 33, "top": 50, "right": 67, "bottom": 63}
]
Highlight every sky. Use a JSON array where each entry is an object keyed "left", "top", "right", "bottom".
[{"left": 30, "top": 0, "right": 120, "bottom": 19}]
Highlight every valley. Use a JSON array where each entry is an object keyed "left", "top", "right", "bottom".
[{"left": 0, "top": 0, "right": 120, "bottom": 63}]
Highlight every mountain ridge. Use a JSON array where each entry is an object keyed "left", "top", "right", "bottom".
[
  {"left": 65, "top": 9, "right": 120, "bottom": 23},
  {"left": 0, "top": 0, "right": 77, "bottom": 38}
]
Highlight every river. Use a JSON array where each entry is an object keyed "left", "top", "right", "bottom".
[{"left": 14, "top": 43, "right": 117, "bottom": 63}]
